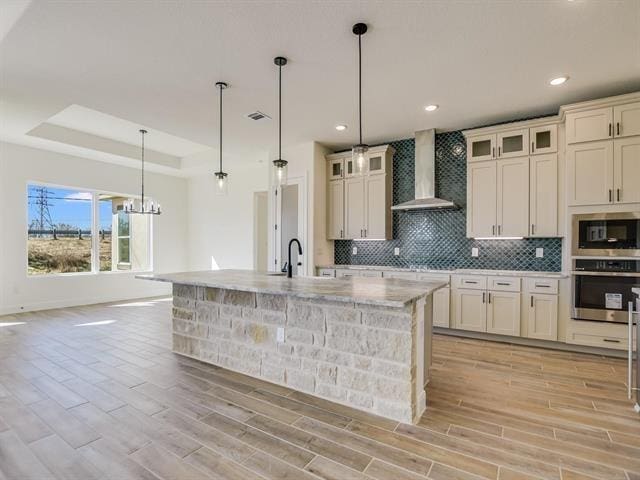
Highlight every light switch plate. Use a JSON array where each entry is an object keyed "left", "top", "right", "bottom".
[
  {"left": 276, "top": 327, "right": 285, "bottom": 343},
  {"left": 536, "top": 248, "right": 544, "bottom": 258},
  {"left": 394, "top": 247, "right": 400, "bottom": 256},
  {"left": 471, "top": 247, "right": 479, "bottom": 257},
  {"left": 352, "top": 246, "right": 358, "bottom": 255}
]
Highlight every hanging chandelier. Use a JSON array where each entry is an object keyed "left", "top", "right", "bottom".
[
  {"left": 352, "top": 22, "right": 369, "bottom": 175},
  {"left": 124, "top": 129, "right": 161, "bottom": 215},
  {"left": 271, "top": 56, "right": 288, "bottom": 187},
  {"left": 214, "top": 81, "right": 229, "bottom": 195}
]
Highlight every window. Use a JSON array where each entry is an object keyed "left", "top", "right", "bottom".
[{"left": 27, "top": 183, "right": 152, "bottom": 276}]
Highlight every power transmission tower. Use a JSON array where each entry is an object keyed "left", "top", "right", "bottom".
[{"left": 29, "top": 187, "right": 54, "bottom": 237}]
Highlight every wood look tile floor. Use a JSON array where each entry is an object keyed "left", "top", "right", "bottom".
[{"left": 1, "top": 298, "right": 638, "bottom": 480}]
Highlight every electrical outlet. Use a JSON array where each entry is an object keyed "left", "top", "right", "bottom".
[
  {"left": 352, "top": 246, "right": 358, "bottom": 255},
  {"left": 394, "top": 247, "right": 400, "bottom": 256},
  {"left": 536, "top": 248, "right": 544, "bottom": 258},
  {"left": 276, "top": 327, "right": 285, "bottom": 343},
  {"left": 471, "top": 247, "right": 479, "bottom": 257}
]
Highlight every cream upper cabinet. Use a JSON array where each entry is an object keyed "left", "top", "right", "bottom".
[
  {"left": 529, "top": 154, "right": 557, "bottom": 237},
  {"left": 364, "top": 174, "right": 388, "bottom": 239},
  {"left": 453, "top": 288, "right": 486, "bottom": 332},
  {"left": 613, "top": 137, "right": 640, "bottom": 204},
  {"left": 566, "top": 107, "right": 613, "bottom": 144},
  {"left": 327, "top": 180, "right": 344, "bottom": 240},
  {"left": 486, "top": 291, "right": 520, "bottom": 336},
  {"left": 467, "top": 134, "right": 496, "bottom": 162},
  {"left": 566, "top": 140, "right": 614, "bottom": 206},
  {"left": 467, "top": 161, "right": 497, "bottom": 237},
  {"left": 526, "top": 293, "right": 558, "bottom": 341},
  {"left": 497, "top": 157, "right": 529, "bottom": 237},
  {"left": 328, "top": 157, "right": 344, "bottom": 181},
  {"left": 529, "top": 124, "right": 557, "bottom": 155},
  {"left": 497, "top": 128, "right": 529, "bottom": 159},
  {"left": 613, "top": 101, "right": 640, "bottom": 138},
  {"left": 367, "top": 152, "right": 386, "bottom": 175},
  {"left": 344, "top": 176, "right": 364, "bottom": 239}
]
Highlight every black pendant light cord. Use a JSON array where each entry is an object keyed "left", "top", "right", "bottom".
[
  {"left": 219, "top": 83, "right": 223, "bottom": 173},
  {"left": 358, "top": 32, "right": 362, "bottom": 146},
  {"left": 140, "top": 129, "right": 146, "bottom": 208},
  {"left": 278, "top": 62, "right": 282, "bottom": 160}
]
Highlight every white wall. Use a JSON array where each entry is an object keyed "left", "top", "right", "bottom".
[
  {"left": 187, "top": 161, "right": 269, "bottom": 271},
  {"left": 0, "top": 141, "right": 189, "bottom": 314}
]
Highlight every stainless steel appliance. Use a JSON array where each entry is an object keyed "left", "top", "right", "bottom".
[
  {"left": 629, "top": 289, "right": 639, "bottom": 413},
  {"left": 572, "top": 259, "right": 640, "bottom": 323},
  {"left": 572, "top": 212, "right": 640, "bottom": 257}
]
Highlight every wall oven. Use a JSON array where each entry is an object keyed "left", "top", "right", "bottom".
[
  {"left": 572, "top": 259, "right": 640, "bottom": 323},
  {"left": 572, "top": 212, "right": 640, "bottom": 257}
]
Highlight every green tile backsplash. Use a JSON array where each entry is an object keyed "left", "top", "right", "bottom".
[{"left": 334, "top": 131, "right": 563, "bottom": 271}]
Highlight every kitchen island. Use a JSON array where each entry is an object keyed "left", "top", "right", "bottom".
[{"left": 139, "top": 269, "right": 446, "bottom": 423}]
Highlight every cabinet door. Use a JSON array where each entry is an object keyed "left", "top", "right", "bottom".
[
  {"left": 467, "top": 161, "right": 497, "bottom": 237},
  {"left": 344, "top": 177, "right": 364, "bottom": 239},
  {"left": 614, "top": 101, "right": 640, "bottom": 138},
  {"left": 433, "top": 287, "right": 450, "bottom": 328},
  {"left": 566, "top": 107, "right": 613, "bottom": 144},
  {"left": 344, "top": 157, "right": 356, "bottom": 178},
  {"left": 364, "top": 174, "right": 386, "bottom": 239},
  {"left": 467, "top": 134, "right": 496, "bottom": 162},
  {"left": 367, "top": 152, "right": 385, "bottom": 175},
  {"left": 497, "top": 128, "right": 529, "bottom": 159},
  {"left": 497, "top": 157, "right": 529, "bottom": 237},
  {"left": 327, "top": 180, "right": 344, "bottom": 239},
  {"left": 453, "top": 288, "right": 486, "bottom": 332},
  {"left": 486, "top": 291, "right": 520, "bottom": 336},
  {"left": 529, "top": 154, "right": 557, "bottom": 237},
  {"left": 613, "top": 137, "right": 640, "bottom": 204},
  {"left": 530, "top": 124, "right": 557, "bottom": 155},
  {"left": 566, "top": 140, "right": 614, "bottom": 206},
  {"left": 527, "top": 294, "right": 558, "bottom": 341},
  {"left": 328, "top": 158, "right": 344, "bottom": 180}
]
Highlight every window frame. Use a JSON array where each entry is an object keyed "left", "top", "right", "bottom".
[{"left": 26, "top": 181, "right": 154, "bottom": 277}]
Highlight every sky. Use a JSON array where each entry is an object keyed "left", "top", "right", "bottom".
[{"left": 27, "top": 185, "right": 113, "bottom": 230}]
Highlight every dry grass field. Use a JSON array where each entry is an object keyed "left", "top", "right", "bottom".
[{"left": 27, "top": 237, "right": 112, "bottom": 274}]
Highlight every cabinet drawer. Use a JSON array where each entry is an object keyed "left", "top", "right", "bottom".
[
  {"left": 416, "top": 273, "right": 450, "bottom": 284},
  {"left": 488, "top": 276, "right": 521, "bottom": 292},
  {"left": 566, "top": 320, "right": 628, "bottom": 351},
  {"left": 317, "top": 269, "right": 336, "bottom": 278},
  {"left": 383, "top": 271, "right": 417, "bottom": 280},
  {"left": 360, "top": 270, "right": 383, "bottom": 278},
  {"left": 454, "top": 275, "right": 487, "bottom": 290},
  {"left": 336, "top": 269, "right": 359, "bottom": 278},
  {"left": 524, "top": 277, "right": 559, "bottom": 294},
  {"left": 567, "top": 332, "right": 627, "bottom": 350}
]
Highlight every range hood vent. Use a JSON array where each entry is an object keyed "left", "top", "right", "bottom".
[{"left": 391, "top": 129, "right": 456, "bottom": 211}]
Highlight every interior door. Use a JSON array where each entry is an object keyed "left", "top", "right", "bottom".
[
  {"left": 467, "top": 161, "right": 497, "bottom": 237},
  {"left": 497, "top": 157, "right": 529, "bottom": 237},
  {"left": 453, "top": 288, "right": 486, "bottom": 332},
  {"left": 486, "top": 291, "right": 521, "bottom": 336},
  {"left": 614, "top": 101, "right": 640, "bottom": 138},
  {"left": 566, "top": 107, "right": 613, "bottom": 144},
  {"left": 364, "top": 174, "right": 386, "bottom": 239},
  {"left": 529, "top": 153, "right": 557, "bottom": 237},
  {"left": 567, "top": 140, "right": 614, "bottom": 206},
  {"left": 613, "top": 137, "right": 640, "bottom": 204},
  {"left": 327, "top": 180, "right": 344, "bottom": 239},
  {"left": 344, "top": 176, "right": 364, "bottom": 239}
]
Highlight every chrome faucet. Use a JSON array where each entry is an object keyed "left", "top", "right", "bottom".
[{"left": 287, "top": 238, "right": 303, "bottom": 278}]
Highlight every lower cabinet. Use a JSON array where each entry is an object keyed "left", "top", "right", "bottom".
[
  {"left": 432, "top": 287, "right": 451, "bottom": 328},
  {"left": 453, "top": 289, "right": 487, "bottom": 332},
  {"left": 486, "top": 291, "right": 521, "bottom": 336},
  {"left": 526, "top": 293, "right": 558, "bottom": 341}
]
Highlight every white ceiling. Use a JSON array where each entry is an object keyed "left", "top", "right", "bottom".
[{"left": 1, "top": 0, "right": 639, "bottom": 175}]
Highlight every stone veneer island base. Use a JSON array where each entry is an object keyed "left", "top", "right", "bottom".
[{"left": 139, "top": 270, "right": 446, "bottom": 424}]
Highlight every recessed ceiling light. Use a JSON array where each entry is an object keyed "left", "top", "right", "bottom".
[
  {"left": 424, "top": 105, "right": 439, "bottom": 112},
  {"left": 335, "top": 124, "right": 347, "bottom": 131},
  {"left": 549, "top": 76, "right": 569, "bottom": 86}
]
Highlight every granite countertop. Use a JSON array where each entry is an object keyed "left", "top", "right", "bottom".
[
  {"left": 138, "top": 269, "right": 447, "bottom": 308},
  {"left": 318, "top": 265, "right": 567, "bottom": 279}
]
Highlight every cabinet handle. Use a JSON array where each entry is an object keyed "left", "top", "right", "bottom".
[
  {"left": 488, "top": 292, "right": 491, "bottom": 303},
  {"left": 609, "top": 123, "right": 612, "bottom": 137},
  {"left": 482, "top": 292, "right": 486, "bottom": 303},
  {"left": 492, "top": 147, "right": 495, "bottom": 158},
  {"left": 496, "top": 282, "right": 510, "bottom": 286},
  {"left": 531, "top": 224, "right": 535, "bottom": 235},
  {"left": 535, "top": 284, "right": 550, "bottom": 288},
  {"left": 498, "top": 225, "right": 501, "bottom": 235},
  {"left": 340, "top": 229, "right": 343, "bottom": 238},
  {"left": 364, "top": 229, "right": 367, "bottom": 237},
  {"left": 530, "top": 295, "right": 534, "bottom": 307},
  {"left": 617, "top": 189, "right": 620, "bottom": 202},
  {"left": 531, "top": 141, "right": 535, "bottom": 153},
  {"left": 609, "top": 189, "right": 612, "bottom": 203},
  {"left": 617, "top": 122, "right": 620, "bottom": 136},
  {"left": 465, "top": 280, "right": 478, "bottom": 284},
  {"left": 498, "top": 146, "right": 501, "bottom": 157},
  {"left": 360, "top": 229, "right": 363, "bottom": 237},
  {"left": 492, "top": 225, "right": 495, "bottom": 235},
  {"left": 603, "top": 338, "right": 621, "bottom": 343}
]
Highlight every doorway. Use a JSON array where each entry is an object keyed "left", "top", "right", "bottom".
[{"left": 271, "top": 175, "right": 307, "bottom": 275}]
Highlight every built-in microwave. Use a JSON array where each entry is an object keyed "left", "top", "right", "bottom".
[{"left": 572, "top": 212, "right": 640, "bottom": 257}]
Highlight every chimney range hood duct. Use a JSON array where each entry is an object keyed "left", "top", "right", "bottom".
[{"left": 391, "top": 129, "right": 456, "bottom": 211}]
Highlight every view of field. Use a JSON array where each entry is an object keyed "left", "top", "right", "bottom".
[{"left": 27, "top": 237, "right": 113, "bottom": 274}]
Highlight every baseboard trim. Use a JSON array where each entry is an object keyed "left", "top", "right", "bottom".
[{"left": 433, "top": 327, "right": 626, "bottom": 358}]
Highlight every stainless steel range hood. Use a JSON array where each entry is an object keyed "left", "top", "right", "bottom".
[{"left": 391, "top": 129, "right": 456, "bottom": 211}]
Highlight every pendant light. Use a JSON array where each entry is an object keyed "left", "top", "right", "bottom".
[
  {"left": 124, "top": 129, "right": 161, "bottom": 215},
  {"left": 352, "top": 22, "right": 369, "bottom": 175},
  {"left": 214, "top": 81, "right": 229, "bottom": 195},
  {"left": 271, "top": 56, "right": 288, "bottom": 187}
]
